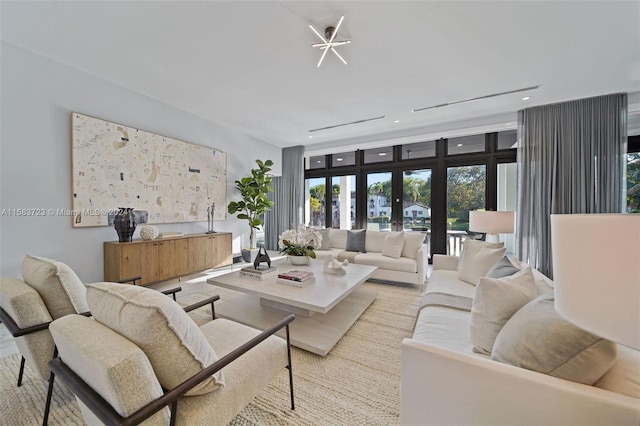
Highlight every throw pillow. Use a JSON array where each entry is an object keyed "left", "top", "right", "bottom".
[
  {"left": 86, "top": 282, "right": 224, "bottom": 396},
  {"left": 485, "top": 256, "right": 521, "bottom": 278},
  {"left": 457, "top": 240, "right": 504, "bottom": 271},
  {"left": 401, "top": 232, "right": 426, "bottom": 260},
  {"left": 492, "top": 292, "right": 617, "bottom": 385},
  {"left": 345, "top": 229, "right": 366, "bottom": 252},
  {"left": 318, "top": 228, "right": 332, "bottom": 250},
  {"left": 381, "top": 231, "right": 405, "bottom": 258},
  {"left": 21, "top": 254, "right": 89, "bottom": 318},
  {"left": 470, "top": 267, "right": 537, "bottom": 354},
  {"left": 457, "top": 246, "right": 506, "bottom": 285}
]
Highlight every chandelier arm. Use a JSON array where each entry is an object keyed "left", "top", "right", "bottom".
[
  {"left": 317, "top": 44, "right": 331, "bottom": 67},
  {"left": 329, "top": 16, "right": 344, "bottom": 43},
  {"left": 308, "top": 24, "right": 328, "bottom": 43},
  {"left": 331, "top": 47, "right": 348, "bottom": 65}
]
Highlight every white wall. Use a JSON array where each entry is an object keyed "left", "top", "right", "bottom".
[{"left": 0, "top": 42, "right": 282, "bottom": 282}]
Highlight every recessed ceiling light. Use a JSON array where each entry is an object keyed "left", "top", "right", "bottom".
[
  {"left": 316, "top": 160, "right": 321, "bottom": 164},
  {"left": 378, "top": 152, "right": 387, "bottom": 156},
  {"left": 308, "top": 136, "right": 313, "bottom": 139},
  {"left": 522, "top": 96, "right": 531, "bottom": 101},
  {"left": 394, "top": 120, "right": 400, "bottom": 123},
  {"left": 336, "top": 158, "right": 343, "bottom": 162},
  {"left": 457, "top": 144, "right": 463, "bottom": 147},
  {"left": 505, "top": 122, "right": 513, "bottom": 126}
]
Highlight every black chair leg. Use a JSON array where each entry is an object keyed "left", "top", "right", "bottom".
[
  {"left": 17, "top": 356, "right": 26, "bottom": 386},
  {"left": 42, "top": 347, "right": 58, "bottom": 426},
  {"left": 286, "top": 324, "right": 294, "bottom": 410},
  {"left": 42, "top": 370, "right": 55, "bottom": 426}
]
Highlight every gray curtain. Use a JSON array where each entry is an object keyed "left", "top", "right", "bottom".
[
  {"left": 264, "top": 146, "right": 305, "bottom": 250},
  {"left": 516, "top": 93, "right": 627, "bottom": 276}
]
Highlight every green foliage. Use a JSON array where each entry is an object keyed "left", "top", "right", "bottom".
[
  {"left": 227, "top": 159, "right": 274, "bottom": 248},
  {"left": 280, "top": 240, "right": 317, "bottom": 258},
  {"left": 447, "top": 166, "right": 485, "bottom": 220},
  {"left": 627, "top": 153, "right": 640, "bottom": 213}
]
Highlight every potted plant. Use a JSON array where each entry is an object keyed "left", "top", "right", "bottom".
[
  {"left": 278, "top": 225, "right": 322, "bottom": 265},
  {"left": 227, "top": 159, "right": 274, "bottom": 262}
]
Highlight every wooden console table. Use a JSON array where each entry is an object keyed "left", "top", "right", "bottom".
[{"left": 104, "top": 233, "right": 232, "bottom": 285}]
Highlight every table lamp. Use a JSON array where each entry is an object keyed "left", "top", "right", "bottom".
[
  {"left": 551, "top": 214, "right": 640, "bottom": 349},
  {"left": 469, "top": 210, "right": 515, "bottom": 243}
]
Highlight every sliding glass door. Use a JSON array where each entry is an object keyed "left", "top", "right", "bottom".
[{"left": 446, "top": 165, "right": 486, "bottom": 255}]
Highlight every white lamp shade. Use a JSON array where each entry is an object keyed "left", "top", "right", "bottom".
[
  {"left": 551, "top": 214, "right": 640, "bottom": 349},
  {"left": 469, "top": 211, "right": 515, "bottom": 234}
]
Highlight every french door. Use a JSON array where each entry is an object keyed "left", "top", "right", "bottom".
[{"left": 365, "top": 168, "right": 432, "bottom": 233}]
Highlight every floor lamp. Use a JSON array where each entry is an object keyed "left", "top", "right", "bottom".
[
  {"left": 551, "top": 214, "right": 640, "bottom": 350},
  {"left": 469, "top": 210, "right": 515, "bottom": 243}
]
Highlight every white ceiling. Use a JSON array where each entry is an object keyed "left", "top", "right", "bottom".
[{"left": 2, "top": 1, "right": 639, "bottom": 154}]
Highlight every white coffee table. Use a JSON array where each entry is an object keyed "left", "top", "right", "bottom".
[{"left": 207, "top": 261, "right": 378, "bottom": 356}]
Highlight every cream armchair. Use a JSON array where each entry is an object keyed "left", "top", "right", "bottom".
[
  {"left": 0, "top": 255, "right": 182, "bottom": 387},
  {"left": 44, "top": 282, "right": 294, "bottom": 425}
]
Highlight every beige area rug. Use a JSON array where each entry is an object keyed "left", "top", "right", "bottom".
[{"left": 0, "top": 282, "right": 421, "bottom": 425}]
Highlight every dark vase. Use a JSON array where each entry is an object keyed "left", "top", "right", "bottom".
[{"left": 114, "top": 207, "right": 136, "bottom": 242}]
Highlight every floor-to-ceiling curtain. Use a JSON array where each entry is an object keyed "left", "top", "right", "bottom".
[
  {"left": 264, "top": 146, "right": 305, "bottom": 250},
  {"left": 517, "top": 93, "right": 627, "bottom": 276}
]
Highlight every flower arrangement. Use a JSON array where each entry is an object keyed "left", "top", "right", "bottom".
[{"left": 278, "top": 225, "right": 322, "bottom": 258}]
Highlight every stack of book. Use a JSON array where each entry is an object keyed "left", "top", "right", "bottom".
[
  {"left": 239, "top": 266, "right": 278, "bottom": 280},
  {"left": 277, "top": 270, "right": 315, "bottom": 287}
]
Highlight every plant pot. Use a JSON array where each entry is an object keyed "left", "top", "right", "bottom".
[
  {"left": 241, "top": 248, "right": 260, "bottom": 263},
  {"left": 288, "top": 255, "right": 310, "bottom": 266}
]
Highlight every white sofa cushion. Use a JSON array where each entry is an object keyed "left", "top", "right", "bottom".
[
  {"left": 381, "top": 231, "right": 404, "bottom": 258},
  {"left": 317, "top": 228, "right": 332, "bottom": 250},
  {"left": 86, "top": 282, "right": 224, "bottom": 396},
  {"left": 353, "top": 252, "right": 417, "bottom": 273},
  {"left": 594, "top": 344, "right": 640, "bottom": 398},
  {"left": 470, "top": 267, "right": 538, "bottom": 355},
  {"left": 401, "top": 232, "right": 425, "bottom": 260},
  {"left": 426, "top": 270, "right": 476, "bottom": 299},
  {"left": 457, "top": 247, "right": 506, "bottom": 285},
  {"left": 329, "top": 229, "right": 347, "bottom": 249},
  {"left": 21, "top": 254, "right": 89, "bottom": 318},
  {"left": 413, "top": 306, "right": 486, "bottom": 358},
  {"left": 492, "top": 292, "right": 617, "bottom": 385},
  {"left": 365, "top": 230, "right": 387, "bottom": 253}
]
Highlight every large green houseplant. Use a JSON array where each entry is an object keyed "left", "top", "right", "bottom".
[{"left": 227, "top": 159, "right": 274, "bottom": 257}]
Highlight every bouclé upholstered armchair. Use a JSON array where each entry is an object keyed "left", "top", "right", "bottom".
[
  {"left": 0, "top": 255, "right": 182, "bottom": 388},
  {"left": 44, "top": 281, "right": 295, "bottom": 425}
]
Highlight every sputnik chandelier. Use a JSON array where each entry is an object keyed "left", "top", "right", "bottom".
[{"left": 309, "top": 15, "right": 351, "bottom": 67}]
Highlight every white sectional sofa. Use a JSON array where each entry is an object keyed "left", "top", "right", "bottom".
[
  {"left": 401, "top": 252, "right": 640, "bottom": 425},
  {"left": 313, "top": 229, "right": 428, "bottom": 286}
]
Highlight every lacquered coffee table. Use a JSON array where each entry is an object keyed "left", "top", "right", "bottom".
[{"left": 207, "top": 261, "right": 378, "bottom": 356}]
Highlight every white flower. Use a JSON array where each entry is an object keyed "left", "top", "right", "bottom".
[{"left": 278, "top": 224, "right": 322, "bottom": 251}]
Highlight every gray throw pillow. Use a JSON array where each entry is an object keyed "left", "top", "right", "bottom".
[
  {"left": 492, "top": 292, "right": 617, "bottom": 385},
  {"left": 345, "top": 230, "right": 367, "bottom": 253},
  {"left": 486, "top": 256, "right": 520, "bottom": 278}
]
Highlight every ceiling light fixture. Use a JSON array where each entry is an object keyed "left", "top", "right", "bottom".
[
  {"left": 522, "top": 96, "right": 531, "bottom": 101},
  {"left": 336, "top": 158, "right": 343, "bottom": 161},
  {"left": 309, "top": 16, "right": 351, "bottom": 67},
  {"left": 412, "top": 85, "right": 540, "bottom": 113},
  {"left": 378, "top": 152, "right": 387, "bottom": 156},
  {"left": 394, "top": 120, "right": 400, "bottom": 123}
]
